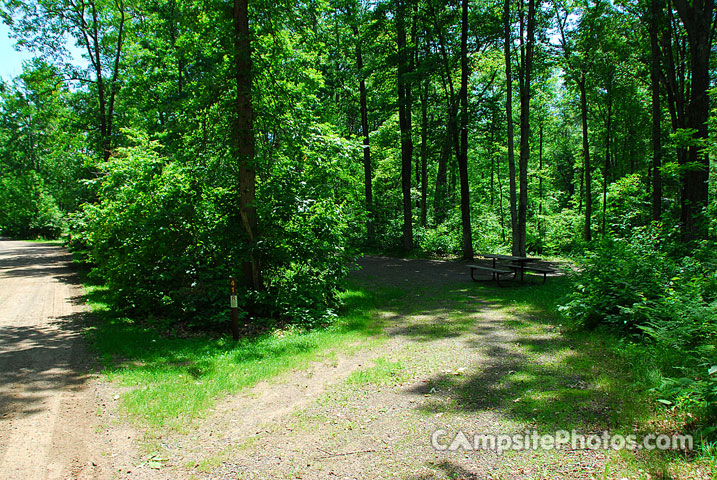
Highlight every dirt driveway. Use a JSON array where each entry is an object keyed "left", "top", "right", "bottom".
[{"left": 0, "top": 238, "right": 107, "bottom": 480}]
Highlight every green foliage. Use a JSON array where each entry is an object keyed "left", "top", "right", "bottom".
[
  {"left": 415, "top": 222, "right": 460, "bottom": 255},
  {"left": 70, "top": 129, "right": 360, "bottom": 329},
  {"left": 540, "top": 208, "right": 584, "bottom": 254},
  {"left": 604, "top": 173, "right": 651, "bottom": 235},
  {"left": 0, "top": 61, "right": 85, "bottom": 238},
  {"left": 561, "top": 225, "right": 717, "bottom": 432},
  {"left": 560, "top": 226, "right": 675, "bottom": 331},
  {"left": 70, "top": 134, "right": 236, "bottom": 324},
  {"left": 0, "top": 171, "right": 64, "bottom": 238},
  {"left": 257, "top": 137, "right": 360, "bottom": 325},
  {"left": 471, "top": 210, "right": 507, "bottom": 254}
]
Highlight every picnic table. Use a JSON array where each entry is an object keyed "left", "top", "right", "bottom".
[{"left": 469, "top": 253, "right": 554, "bottom": 286}]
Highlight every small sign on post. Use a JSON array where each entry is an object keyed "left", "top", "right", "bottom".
[{"left": 230, "top": 277, "right": 240, "bottom": 340}]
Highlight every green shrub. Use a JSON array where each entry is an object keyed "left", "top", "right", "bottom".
[
  {"left": 0, "top": 171, "right": 64, "bottom": 239},
  {"left": 472, "top": 210, "right": 508, "bottom": 254},
  {"left": 542, "top": 208, "right": 584, "bottom": 254},
  {"left": 560, "top": 226, "right": 676, "bottom": 331},
  {"left": 560, "top": 225, "right": 717, "bottom": 433},
  {"left": 71, "top": 137, "right": 235, "bottom": 325},
  {"left": 71, "top": 130, "right": 358, "bottom": 329},
  {"left": 415, "top": 222, "right": 460, "bottom": 255},
  {"left": 604, "top": 173, "right": 651, "bottom": 235},
  {"left": 258, "top": 172, "right": 355, "bottom": 326}
]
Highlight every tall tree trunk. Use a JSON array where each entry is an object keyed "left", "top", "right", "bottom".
[
  {"left": 397, "top": 0, "right": 413, "bottom": 250},
  {"left": 352, "top": 22, "right": 374, "bottom": 243},
  {"left": 420, "top": 78, "right": 429, "bottom": 227},
  {"left": 434, "top": 127, "right": 450, "bottom": 223},
  {"left": 649, "top": 0, "right": 663, "bottom": 221},
  {"left": 578, "top": 165, "right": 583, "bottom": 214},
  {"left": 497, "top": 133, "right": 507, "bottom": 243},
  {"left": 432, "top": 2, "right": 461, "bottom": 209},
  {"left": 411, "top": 2, "right": 418, "bottom": 196},
  {"left": 579, "top": 75, "right": 592, "bottom": 242},
  {"left": 490, "top": 129, "right": 495, "bottom": 207},
  {"left": 603, "top": 75, "right": 613, "bottom": 235},
  {"left": 233, "top": 0, "right": 259, "bottom": 289},
  {"left": 517, "top": 0, "right": 535, "bottom": 257},
  {"left": 458, "top": 0, "right": 473, "bottom": 260},
  {"left": 504, "top": 0, "right": 519, "bottom": 255},
  {"left": 660, "top": 5, "right": 689, "bottom": 223},
  {"left": 673, "top": 0, "right": 713, "bottom": 240},
  {"left": 553, "top": 2, "right": 592, "bottom": 241},
  {"left": 538, "top": 121, "right": 543, "bottom": 239},
  {"left": 104, "top": 0, "right": 124, "bottom": 162},
  {"left": 82, "top": 0, "right": 124, "bottom": 162}
]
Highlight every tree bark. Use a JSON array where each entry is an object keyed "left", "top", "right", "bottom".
[
  {"left": 420, "top": 78, "right": 429, "bottom": 227},
  {"left": 351, "top": 21, "right": 374, "bottom": 243},
  {"left": 517, "top": 0, "right": 535, "bottom": 256},
  {"left": 434, "top": 127, "right": 450, "bottom": 223},
  {"left": 458, "top": 0, "right": 473, "bottom": 260},
  {"left": 579, "top": 75, "right": 592, "bottom": 242},
  {"left": 233, "top": 0, "right": 260, "bottom": 290},
  {"left": 673, "top": 0, "right": 713, "bottom": 240},
  {"left": 603, "top": 75, "right": 613, "bottom": 235},
  {"left": 431, "top": 2, "right": 461, "bottom": 208},
  {"left": 649, "top": 0, "right": 663, "bottom": 222},
  {"left": 77, "top": 0, "right": 125, "bottom": 162},
  {"left": 538, "top": 122, "right": 543, "bottom": 239},
  {"left": 397, "top": 0, "right": 413, "bottom": 250},
  {"left": 504, "top": 0, "right": 519, "bottom": 255}
]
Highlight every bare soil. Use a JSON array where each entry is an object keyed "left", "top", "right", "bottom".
[
  {"left": 0, "top": 238, "right": 138, "bottom": 480},
  {"left": 2, "top": 246, "right": 692, "bottom": 479},
  {"left": 136, "top": 256, "right": 642, "bottom": 479}
]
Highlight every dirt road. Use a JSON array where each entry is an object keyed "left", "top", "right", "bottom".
[{"left": 0, "top": 239, "right": 106, "bottom": 480}]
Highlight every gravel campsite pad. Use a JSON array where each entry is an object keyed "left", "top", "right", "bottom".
[
  {"left": 1, "top": 244, "right": 705, "bottom": 479},
  {"left": 149, "top": 256, "right": 675, "bottom": 480}
]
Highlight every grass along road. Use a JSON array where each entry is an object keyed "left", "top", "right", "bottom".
[{"left": 87, "top": 256, "right": 712, "bottom": 479}]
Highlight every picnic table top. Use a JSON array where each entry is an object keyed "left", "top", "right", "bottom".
[{"left": 478, "top": 253, "right": 540, "bottom": 262}]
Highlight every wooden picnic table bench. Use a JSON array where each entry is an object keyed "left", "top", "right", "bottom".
[
  {"left": 507, "top": 263, "right": 555, "bottom": 284},
  {"left": 470, "top": 254, "right": 555, "bottom": 286},
  {"left": 468, "top": 264, "right": 514, "bottom": 286}
]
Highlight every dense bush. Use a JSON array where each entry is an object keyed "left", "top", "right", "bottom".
[
  {"left": 256, "top": 128, "right": 361, "bottom": 326},
  {"left": 559, "top": 226, "right": 677, "bottom": 331},
  {"left": 0, "top": 171, "right": 64, "bottom": 238},
  {"left": 603, "top": 173, "right": 652, "bottom": 235},
  {"left": 69, "top": 137, "right": 236, "bottom": 325},
  {"left": 560, "top": 225, "right": 717, "bottom": 430},
  {"left": 541, "top": 208, "right": 584, "bottom": 254},
  {"left": 415, "top": 222, "right": 460, "bottom": 255},
  {"left": 70, "top": 131, "right": 359, "bottom": 329}
]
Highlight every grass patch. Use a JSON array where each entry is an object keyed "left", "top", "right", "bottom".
[
  {"left": 345, "top": 357, "right": 408, "bottom": 386},
  {"left": 82, "top": 281, "right": 387, "bottom": 432},
  {"left": 10, "top": 237, "right": 65, "bottom": 245}
]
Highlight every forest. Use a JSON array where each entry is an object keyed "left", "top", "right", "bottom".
[{"left": 1, "top": 0, "right": 716, "bottom": 461}]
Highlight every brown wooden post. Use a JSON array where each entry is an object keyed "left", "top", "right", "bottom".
[{"left": 230, "top": 277, "right": 240, "bottom": 340}]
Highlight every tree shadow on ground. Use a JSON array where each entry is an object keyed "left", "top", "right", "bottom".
[
  {"left": 0, "top": 240, "right": 80, "bottom": 287},
  {"left": 0, "top": 240, "right": 94, "bottom": 420},
  {"left": 0, "top": 311, "right": 92, "bottom": 420},
  {"left": 353, "top": 256, "right": 686, "bottom": 480},
  {"left": 409, "top": 460, "right": 481, "bottom": 480}
]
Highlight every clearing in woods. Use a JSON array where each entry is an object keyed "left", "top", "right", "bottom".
[{"left": 0, "top": 240, "right": 690, "bottom": 479}]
